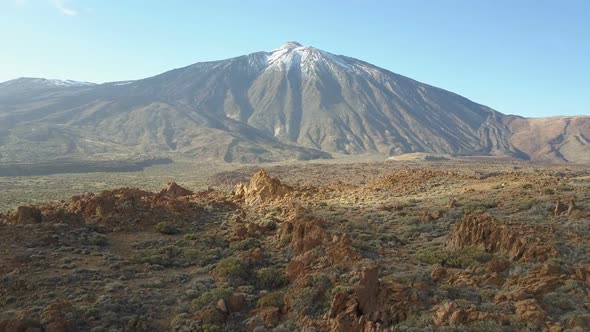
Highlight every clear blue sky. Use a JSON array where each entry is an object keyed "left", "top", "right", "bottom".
[{"left": 1, "top": 0, "right": 588, "bottom": 117}]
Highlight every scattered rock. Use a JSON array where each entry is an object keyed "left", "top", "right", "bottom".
[{"left": 217, "top": 298, "right": 229, "bottom": 313}]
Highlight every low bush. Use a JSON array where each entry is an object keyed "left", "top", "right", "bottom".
[
  {"left": 212, "top": 257, "right": 251, "bottom": 284},
  {"left": 156, "top": 222, "right": 180, "bottom": 235},
  {"left": 193, "top": 288, "right": 233, "bottom": 310},
  {"left": 256, "top": 292, "right": 284, "bottom": 309},
  {"left": 255, "top": 267, "right": 288, "bottom": 290},
  {"left": 230, "top": 238, "right": 261, "bottom": 251},
  {"left": 416, "top": 247, "right": 493, "bottom": 268}
]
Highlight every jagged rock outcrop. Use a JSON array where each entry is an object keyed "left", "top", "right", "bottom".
[
  {"left": 447, "top": 213, "right": 557, "bottom": 262},
  {"left": 157, "top": 182, "right": 193, "bottom": 198},
  {"left": 327, "top": 267, "right": 428, "bottom": 332},
  {"left": 276, "top": 207, "right": 362, "bottom": 283},
  {"left": 233, "top": 169, "right": 293, "bottom": 205},
  {"left": 279, "top": 217, "right": 327, "bottom": 255}
]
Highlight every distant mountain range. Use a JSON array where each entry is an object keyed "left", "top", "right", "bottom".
[{"left": 1, "top": 41, "right": 588, "bottom": 164}]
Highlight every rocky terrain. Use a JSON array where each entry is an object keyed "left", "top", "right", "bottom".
[
  {"left": 1, "top": 42, "right": 588, "bottom": 165},
  {"left": 1, "top": 160, "right": 590, "bottom": 331}
]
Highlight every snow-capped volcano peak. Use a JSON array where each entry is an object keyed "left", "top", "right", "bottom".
[
  {"left": 276, "top": 41, "right": 303, "bottom": 51},
  {"left": 266, "top": 42, "right": 355, "bottom": 74}
]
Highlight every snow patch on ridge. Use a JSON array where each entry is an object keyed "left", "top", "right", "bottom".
[
  {"left": 37, "top": 78, "right": 96, "bottom": 87},
  {"left": 263, "top": 42, "right": 380, "bottom": 80}
]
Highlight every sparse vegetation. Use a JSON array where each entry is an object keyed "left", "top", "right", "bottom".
[
  {"left": 156, "top": 222, "right": 181, "bottom": 235},
  {"left": 212, "top": 257, "right": 251, "bottom": 284},
  {"left": 256, "top": 292, "right": 284, "bottom": 309},
  {"left": 255, "top": 267, "right": 288, "bottom": 289},
  {"left": 416, "top": 247, "right": 493, "bottom": 268},
  {"left": 1, "top": 160, "right": 589, "bottom": 330}
]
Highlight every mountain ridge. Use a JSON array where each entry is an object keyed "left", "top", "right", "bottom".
[{"left": 0, "top": 42, "right": 588, "bottom": 164}]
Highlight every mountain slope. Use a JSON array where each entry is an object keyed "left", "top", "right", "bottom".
[
  {"left": 0, "top": 42, "right": 587, "bottom": 164},
  {"left": 503, "top": 116, "right": 590, "bottom": 163}
]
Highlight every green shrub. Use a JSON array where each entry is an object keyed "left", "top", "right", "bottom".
[
  {"left": 256, "top": 292, "right": 284, "bottom": 309},
  {"left": 330, "top": 285, "right": 354, "bottom": 297},
  {"left": 193, "top": 288, "right": 233, "bottom": 309},
  {"left": 156, "top": 222, "right": 180, "bottom": 235},
  {"left": 290, "top": 287, "right": 323, "bottom": 316},
  {"left": 135, "top": 245, "right": 183, "bottom": 267},
  {"left": 255, "top": 268, "right": 288, "bottom": 290},
  {"left": 84, "top": 232, "right": 108, "bottom": 246},
  {"left": 184, "top": 233, "right": 199, "bottom": 241},
  {"left": 212, "top": 257, "right": 250, "bottom": 283},
  {"left": 289, "top": 273, "right": 332, "bottom": 317},
  {"left": 516, "top": 199, "right": 542, "bottom": 211},
  {"left": 229, "top": 238, "right": 261, "bottom": 251},
  {"left": 199, "top": 309, "right": 226, "bottom": 326},
  {"left": 416, "top": 247, "right": 492, "bottom": 268},
  {"left": 462, "top": 199, "right": 498, "bottom": 212},
  {"left": 259, "top": 219, "right": 277, "bottom": 231}
]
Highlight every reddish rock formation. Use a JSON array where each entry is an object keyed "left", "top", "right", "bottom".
[
  {"left": 447, "top": 213, "right": 557, "bottom": 262},
  {"left": 279, "top": 217, "right": 327, "bottom": 255},
  {"left": 2, "top": 184, "right": 204, "bottom": 229},
  {"left": 327, "top": 233, "right": 361, "bottom": 265},
  {"left": 484, "top": 258, "right": 511, "bottom": 274},
  {"left": 445, "top": 265, "right": 506, "bottom": 288},
  {"left": 431, "top": 267, "right": 448, "bottom": 282},
  {"left": 279, "top": 212, "right": 361, "bottom": 282},
  {"left": 157, "top": 182, "right": 193, "bottom": 198},
  {"left": 233, "top": 169, "right": 292, "bottom": 205},
  {"left": 495, "top": 263, "right": 564, "bottom": 303},
  {"left": 515, "top": 299, "right": 546, "bottom": 322},
  {"left": 16, "top": 206, "right": 43, "bottom": 224},
  {"left": 327, "top": 267, "right": 427, "bottom": 332},
  {"left": 432, "top": 301, "right": 509, "bottom": 326}
]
